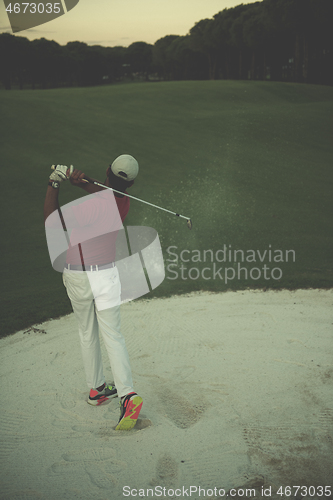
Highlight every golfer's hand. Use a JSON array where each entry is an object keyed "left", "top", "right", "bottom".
[
  {"left": 69, "top": 168, "right": 87, "bottom": 186},
  {"left": 50, "top": 164, "right": 74, "bottom": 183}
]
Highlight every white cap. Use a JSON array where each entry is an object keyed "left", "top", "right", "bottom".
[{"left": 111, "top": 154, "right": 139, "bottom": 181}]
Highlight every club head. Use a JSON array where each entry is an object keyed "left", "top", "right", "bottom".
[{"left": 187, "top": 219, "right": 192, "bottom": 230}]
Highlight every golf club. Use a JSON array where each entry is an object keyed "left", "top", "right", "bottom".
[{"left": 51, "top": 166, "right": 193, "bottom": 229}]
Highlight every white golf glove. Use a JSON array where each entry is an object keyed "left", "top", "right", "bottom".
[{"left": 49, "top": 164, "right": 74, "bottom": 183}]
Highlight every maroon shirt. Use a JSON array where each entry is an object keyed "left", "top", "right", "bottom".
[{"left": 65, "top": 190, "right": 130, "bottom": 266}]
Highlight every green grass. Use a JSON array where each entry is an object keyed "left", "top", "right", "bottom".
[{"left": 1, "top": 80, "right": 332, "bottom": 337}]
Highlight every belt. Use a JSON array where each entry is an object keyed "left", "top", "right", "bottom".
[{"left": 64, "top": 262, "right": 115, "bottom": 271}]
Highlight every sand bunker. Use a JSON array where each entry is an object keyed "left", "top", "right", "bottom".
[{"left": 0, "top": 289, "right": 332, "bottom": 499}]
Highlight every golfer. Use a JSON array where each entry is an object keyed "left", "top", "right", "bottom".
[{"left": 44, "top": 155, "right": 143, "bottom": 430}]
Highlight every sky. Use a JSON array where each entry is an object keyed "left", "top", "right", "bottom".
[{"left": 0, "top": 0, "right": 262, "bottom": 47}]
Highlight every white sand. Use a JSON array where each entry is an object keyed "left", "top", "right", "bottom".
[{"left": 0, "top": 289, "right": 332, "bottom": 500}]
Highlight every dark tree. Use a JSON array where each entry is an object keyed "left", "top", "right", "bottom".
[
  {"left": 242, "top": 3, "right": 269, "bottom": 80},
  {"left": 166, "top": 35, "right": 208, "bottom": 81},
  {"left": 1, "top": 0, "right": 332, "bottom": 89},
  {"left": 211, "top": 7, "right": 248, "bottom": 80},
  {"left": 0, "top": 33, "right": 31, "bottom": 89},
  {"left": 126, "top": 42, "right": 153, "bottom": 79},
  {"left": 29, "top": 38, "right": 68, "bottom": 89},
  {"left": 105, "top": 46, "right": 127, "bottom": 82},
  {"left": 189, "top": 19, "right": 218, "bottom": 80},
  {"left": 152, "top": 35, "right": 180, "bottom": 80}
]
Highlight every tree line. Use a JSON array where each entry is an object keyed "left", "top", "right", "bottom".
[{"left": 0, "top": 0, "right": 332, "bottom": 90}]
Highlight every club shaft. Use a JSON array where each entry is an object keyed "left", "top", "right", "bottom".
[{"left": 85, "top": 178, "right": 190, "bottom": 221}]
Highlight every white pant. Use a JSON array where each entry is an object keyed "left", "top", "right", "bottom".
[{"left": 62, "top": 266, "right": 133, "bottom": 397}]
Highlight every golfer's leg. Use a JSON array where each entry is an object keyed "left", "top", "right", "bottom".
[
  {"left": 75, "top": 301, "right": 105, "bottom": 389},
  {"left": 63, "top": 271, "right": 105, "bottom": 389},
  {"left": 96, "top": 306, "right": 134, "bottom": 398}
]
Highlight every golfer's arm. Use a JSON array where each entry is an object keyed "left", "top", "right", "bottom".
[
  {"left": 77, "top": 178, "right": 105, "bottom": 194},
  {"left": 44, "top": 185, "right": 60, "bottom": 222}
]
